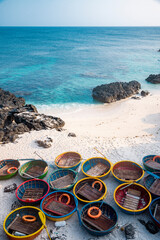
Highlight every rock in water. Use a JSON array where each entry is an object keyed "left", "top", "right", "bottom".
[
  {"left": 145, "top": 74, "right": 160, "bottom": 84},
  {"left": 0, "top": 88, "right": 65, "bottom": 144},
  {"left": 92, "top": 81, "right": 141, "bottom": 103}
]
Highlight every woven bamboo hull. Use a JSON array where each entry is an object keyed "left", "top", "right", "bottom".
[
  {"left": 114, "top": 183, "right": 152, "bottom": 214},
  {"left": 143, "top": 155, "right": 160, "bottom": 172},
  {"left": 3, "top": 206, "right": 45, "bottom": 240},
  {"left": 73, "top": 177, "right": 107, "bottom": 203},
  {"left": 82, "top": 157, "right": 111, "bottom": 179},
  {"left": 0, "top": 159, "right": 20, "bottom": 180},
  {"left": 79, "top": 201, "right": 118, "bottom": 236},
  {"left": 18, "top": 159, "right": 48, "bottom": 180},
  {"left": 55, "top": 151, "right": 82, "bottom": 170},
  {"left": 112, "top": 160, "right": 144, "bottom": 183},
  {"left": 16, "top": 179, "right": 50, "bottom": 205},
  {"left": 40, "top": 190, "right": 78, "bottom": 222},
  {"left": 47, "top": 169, "right": 78, "bottom": 191},
  {"left": 144, "top": 172, "right": 160, "bottom": 198},
  {"left": 149, "top": 197, "right": 160, "bottom": 228}
]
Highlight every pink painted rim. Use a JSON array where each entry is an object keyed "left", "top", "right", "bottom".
[{"left": 16, "top": 179, "right": 50, "bottom": 203}]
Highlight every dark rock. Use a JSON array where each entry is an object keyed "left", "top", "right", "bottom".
[
  {"left": 68, "top": 132, "right": 76, "bottom": 137},
  {"left": 141, "top": 90, "right": 149, "bottom": 97},
  {"left": 158, "top": 49, "right": 160, "bottom": 52},
  {"left": 0, "top": 130, "right": 4, "bottom": 141},
  {"left": 35, "top": 137, "right": 53, "bottom": 148},
  {"left": 0, "top": 88, "right": 65, "bottom": 144},
  {"left": 92, "top": 81, "right": 141, "bottom": 103},
  {"left": 0, "top": 88, "right": 25, "bottom": 108},
  {"left": 4, "top": 183, "right": 17, "bottom": 193},
  {"left": 145, "top": 74, "right": 160, "bottom": 84}
]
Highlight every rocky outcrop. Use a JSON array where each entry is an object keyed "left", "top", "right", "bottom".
[
  {"left": 92, "top": 81, "right": 141, "bottom": 103},
  {"left": 0, "top": 88, "right": 65, "bottom": 144},
  {"left": 141, "top": 90, "right": 149, "bottom": 97},
  {"left": 145, "top": 74, "right": 160, "bottom": 84}
]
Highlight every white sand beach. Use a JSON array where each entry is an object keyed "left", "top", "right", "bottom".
[{"left": 0, "top": 92, "right": 160, "bottom": 240}]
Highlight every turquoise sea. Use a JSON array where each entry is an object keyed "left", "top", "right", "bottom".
[{"left": 0, "top": 27, "right": 160, "bottom": 108}]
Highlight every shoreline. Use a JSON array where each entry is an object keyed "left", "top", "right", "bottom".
[{"left": 37, "top": 91, "right": 160, "bottom": 138}]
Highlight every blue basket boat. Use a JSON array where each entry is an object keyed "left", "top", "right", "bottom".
[
  {"left": 79, "top": 201, "right": 118, "bottom": 236},
  {"left": 144, "top": 172, "right": 160, "bottom": 198},
  {"left": 142, "top": 155, "right": 160, "bottom": 172},
  {"left": 47, "top": 169, "right": 78, "bottom": 191},
  {"left": 40, "top": 190, "right": 78, "bottom": 222},
  {"left": 16, "top": 179, "right": 50, "bottom": 205},
  {"left": 149, "top": 197, "right": 160, "bottom": 228},
  {"left": 81, "top": 157, "right": 111, "bottom": 179}
]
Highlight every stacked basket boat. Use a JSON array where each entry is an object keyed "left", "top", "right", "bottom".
[{"left": 2, "top": 152, "right": 160, "bottom": 239}]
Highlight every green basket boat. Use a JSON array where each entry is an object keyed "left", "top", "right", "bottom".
[
  {"left": 0, "top": 159, "right": 20, "bottom": 180},
  {"left": 19, "top": 159, "right": 48, "bottom": 180}
]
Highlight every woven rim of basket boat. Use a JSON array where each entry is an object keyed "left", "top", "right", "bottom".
[
  {"left": 47, "top": 169, "right": 78, "bottom": 189},
  {"left": 16, "top": 179, "right": 50, "bottom": 203},
  {"left": 111, "top": 160, "right": 144, "bottom": 183},
  {"left": 149, "top": 197, "right": 160, "bottom": 225},
  {"left": 143, "top": 172, "right": 160, "bottom": 197},
  {"left": 114, "top": 182, "right": 152, "bottom": 213},
  {"left": 19, "top": 159, "right": 48, "bottom": 178},
  {"left": 80, "top": 201, "right": 118, "bottom": 232},
  {"left": 3, "top": 206, "right": 46, "bottom": 238},
  {"left": 73, "top": 177, "right": 107, "bottom": 203},
  {"left": 81, "top": 157, "right": 112, "bottom": 178},
  {"left": 54, "top": 151, "right": 82, "bottom": 168}
]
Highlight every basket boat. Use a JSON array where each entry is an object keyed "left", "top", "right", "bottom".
[
  {"left": 47, "top": 169, "right": 78, "bottom": 191},
  {"left": 3, "top": 206, "right": 46, "bottom": 240},
  {"left": 81, "top": 157, "right": 111, "bottom": 179},
  {"left": 144, "top": 172, "right": 160, "bottom": 198},
  {"left": 149, "top": 197, "right": 160, "bottom": 228},
  {"left": 0, "top": 159, "right": 20, "bottom": 180},
  {"left": 55, "top": 151, "right": 82, "bottom": 170},
  {"left": 111, "top": 160, "right": 144, "bottom": 183},
  {"left": 73, "top": 177, "right": 107, "bottom": 203},
  {"left": 18, "top": 159, "right": 48, "bottom": 180},
  {"left": 40, "top": 190, "right": 78, "bottom": 221},
  {"left": 114, "top": 183, "right": 151, "bottom": 214},
  {"left": 79, "top": 201, "right": 118, "bottom": 236},
  {"left": 142, "top": 155, "right": 160, "bottom": 172},
  {"left": 16, "top": 179, "right": 50, "bottom": 205}
]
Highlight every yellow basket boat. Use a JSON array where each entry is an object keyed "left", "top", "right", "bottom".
[
  {"left": 73, "top": 177, "right": 107, "bottom": 203},
  {"left": 3, "top": 206, "right": 46, "bottom": 240}
]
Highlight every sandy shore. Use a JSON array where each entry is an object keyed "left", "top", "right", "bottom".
[{"left": 0, "top": 92, "right": 160, "bottom": 240}]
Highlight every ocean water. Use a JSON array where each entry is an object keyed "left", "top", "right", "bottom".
[{"left": 0, "top": 27, "right": 160, "bottom": 108}]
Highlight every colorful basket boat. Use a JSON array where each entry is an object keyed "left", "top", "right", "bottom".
[
  {"left": 55, "top": 151, "right": 82, "bottom": 170},
  {"left": 142, "top": 155, "right": 160, "bottom": 172},
  {"left": 47, "top": 169, "right": 78, "bottom": 191},
  {"left": 73, "top": 177, "right": 107, "bottom": 203},
  {"left": 18, "top": 159, "right": 48, "bottom": 180},
  {"left": 114, "top": 183, "right": 152, "bottom": 214},
  {"left": 111, "top": 160, "right": 144, "bottom": 183},
  {"left": 79, "top": 201, "right": 118, "bottom": 236},
  {"left": 149, "top": 197, "right": 160, "bottom": 228},
  {"left": 81, "top": 157, "right": 111, "bottom": 179},
  {"left": 16, "top": 179, "right": 50, "bottom": 205},
  {"left": 40, "top": 190, "right": 78, "bottom": 221},
  {"left": 0, "top": 159, "right": 20, "bottom": 180},
  {"left": 144, "top": 172, "right": 160, "bottom": 198},
  {"left": 3, "top": 206, "right": 46, "bottom": 240}
]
